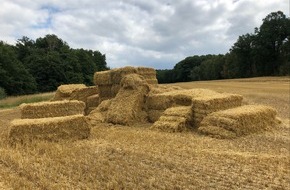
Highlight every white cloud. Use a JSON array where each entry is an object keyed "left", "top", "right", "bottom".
[{"left": 0, "top": 0, "right": 288, "bottom": 69}]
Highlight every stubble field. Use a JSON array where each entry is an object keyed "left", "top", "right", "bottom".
[{"left": 0, "top": 77, "right": 289, "bottom": 189}]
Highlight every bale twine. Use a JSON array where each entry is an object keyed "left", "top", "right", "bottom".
[
  {"left": 198, "top": 105, "right": 278, "bottom": 139},
  {"left": 20, "top": 100, "right": 85, "bottom": 119},
  {"left": 9, "top": 115, "right": 90, "bottom": 142}
]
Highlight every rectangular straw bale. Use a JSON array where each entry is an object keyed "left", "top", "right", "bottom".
[
  {"left": 192, "top": 93, "right": 243, "bottom": 127},
  {"left": 150, "top": 106, "right": 193, "bottom": 132},
  {"left": 20, "top": 100, "right": 85, "bottom": 119},
  {"left": 69, "top": 86, "right": 98, "bottom": 102},
  {"left": 9, "top": 115, "right": 90, "bottom": 142},
  {"left": 94, "top": 70, "right": 112, "bottom": 85},
  {"left": 111, "top": 67, "right": 137, "bottom": 84},
  {"left": 86, "top": 94, "right": 100, "bottom": 108},
  {"left": 146, "top": 89, "right": 219, "bottom": 110},
  {"left": 106, "top": 87, "right": 148, "bottom": 125},
  {"left": 145, "top": 79, "right": 158, "bottom": 84},
  {"left": 98, "top": 85, "right": 114, "bottom": 101},
  {"left": 198, "top": 105, "right": 278, "bottom": 139},
  {"left": 136, "top": 67, "right": 156, "bottom": 74},
  {"left": 52, "top": 84, "right": 87, "bottom": 100}
]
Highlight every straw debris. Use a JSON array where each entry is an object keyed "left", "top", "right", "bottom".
[
  {"left": 198, "top": 105, "right": 278, "bottom": 139},
  {"left": 20, "top": 100, "right": 85, "bottom": 119},
  {"left": 9, "top": 115, "right": 90, "bottom": 142},
  {"left": 150, "top": 106, "right": 193, "bottom": 132}
]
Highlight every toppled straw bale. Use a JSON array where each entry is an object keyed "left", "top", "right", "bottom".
[
  {"left": 106, "top": 74, "right": 149, "bottom": 125},
  {"left": 52, "top": 84, "right": 87, "bottom": 100},
  {"left": 198, "top": 105, "right": 278, "bottom": 139},
  {"left": 192, "top": 93, "right": 243, "bottom": 127},
  {"left": 9, "top": 115, "right": 90, "bottom": 142},
  {"left": 150, "top": 106, "right": 193, "bottom": 132},
  {"left": 146, "top": 88, "right": 219, "bottom": 110},
  {"left": 20, "top": 100, "right": 85, "bottom": 119}
]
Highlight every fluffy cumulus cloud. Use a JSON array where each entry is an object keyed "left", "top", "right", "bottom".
[{"left": 0, "top": 0, "right": 288, "bottom": 69}]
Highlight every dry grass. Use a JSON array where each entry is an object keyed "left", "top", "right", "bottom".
[
  {"left": 0, "top": 92, "right": 54, "bottom": 109},
  {"left": 0, "top": 77, "right": 289, "bottom": 189}
]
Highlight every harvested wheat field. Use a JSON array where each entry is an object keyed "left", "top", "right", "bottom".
[{"left": 0, "top": 77, "right": 289, "bottom": 189}]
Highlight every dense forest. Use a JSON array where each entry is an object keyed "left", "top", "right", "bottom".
[
  {"left": 0, "top": 11, "right": 289, "bottom": 98},
  {"left": 157, "top": 11, "right": 290, "bottom": 83},
  {"left": 0, "top": 34, "right": 108, "bottom": 97}
]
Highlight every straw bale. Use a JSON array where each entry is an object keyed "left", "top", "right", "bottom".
[
  {"left": 98, "top": 85, "right": 114, "bottom": 101},
  {"left": 146, "top": 88, "right": 219, "bottom": 110},
  {"left": 9, "top": 115, "right": 90, "bottom": 142},
  {"left": 20, "top": 100, "right": 85, "bottom": 119},
  {"left": 94, "top": 70, "right": 112, "bottom": 85},
  {"left": 86, "top": 94, "right": 100, "bottom": 108},
  {"left": 111, "top": 67, "right": 137, "bottom": 84},
  {"left": 106, "top": 74, "right": 149, "bottom": 125},
  {"left": 52, "top": 84, "right": 86, "bottom": 100},
  {"left": 192, "top": 93, "right": 243, "bottom": 127},
  {"left": 136, "top": 67, "right": 156, "bottom": 74},
  {"left": 149, "top": 85, "right": 184, "bottom": 94},
  {"left": 69, "top": 86, "right": 98, "bottom": 102},
  {"left": 146, "top": 79, "right": 158, "bottom": 84},
  {"left": 198, "top": 105, "right": 278, "bottom": 139},
  {"left": 147, "top": 110, "right": 164, "bottom": 122},
  {"left": 150, "top": 106, "right": 193, "bottom": 132}
]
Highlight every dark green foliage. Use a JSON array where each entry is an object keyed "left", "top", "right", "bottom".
[
  {"left": 0, "top": 87, "right": 7, "bottom": 100},
  {"left": 0, "top": 42, "right": 37, "bottom": 95}
]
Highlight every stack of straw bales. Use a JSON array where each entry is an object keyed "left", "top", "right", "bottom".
[
  {"left": 150, "top": 106, "right": 193, "bottom": 132},
  {"left": 20, "top": 100, "right": 85, "bottom": 119},
  {"left": 52, "top": 84, "right": 99, "bottom": 115},
  {"left": 146, "top": 88, "right": 219, "bottom": 122},
  {"left": 106, "top": 74, "right": 150, "bottom": 125},
  {"left": 94, "top": 67, "right": 157, "bottom": 102},
  {"left": 198, "top": 105, "right": 278, "bottom": 139},
  {"left": 9, "top": 115, "right": 90, "bottom": 142},
  {"left": 191, "top": 93, "right": 243, "bottom": 127}
]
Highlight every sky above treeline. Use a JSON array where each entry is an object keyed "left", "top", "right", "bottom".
[{"left": 0, "top": 0, "right": 288, "bottom": 69}]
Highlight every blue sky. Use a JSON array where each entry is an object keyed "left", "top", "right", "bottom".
[{"left": 0, "top": 0, "right": 288, "bottom": 69}]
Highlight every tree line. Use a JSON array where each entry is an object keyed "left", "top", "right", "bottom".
[
  {"left": 0, "top": 34, "right": 108, "bottom": 96},
  {"left": 157, "top": 11, "right": 290, "bottom": 83}
]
